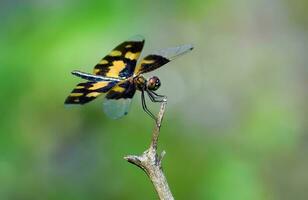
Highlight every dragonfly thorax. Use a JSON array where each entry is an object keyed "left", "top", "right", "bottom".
[{"left": 134, "top": 76, "right": 147, "bottom": 91}]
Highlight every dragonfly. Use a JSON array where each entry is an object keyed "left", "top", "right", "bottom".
[{"left": 64, "top": 35, "right": 193, "bottom": 120}]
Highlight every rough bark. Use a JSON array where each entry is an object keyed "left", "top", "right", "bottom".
[{"left": 124, "top": 99, "right": 174, "bottom": 200}]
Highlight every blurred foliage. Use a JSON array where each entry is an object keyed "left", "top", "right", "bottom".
[{"left": 0, "top": 0, "right": 307, "bottom": 199}]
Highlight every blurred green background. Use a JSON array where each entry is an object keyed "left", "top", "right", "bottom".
[{"left": 1, "top": 0, "right": 307, "bottom": 199}]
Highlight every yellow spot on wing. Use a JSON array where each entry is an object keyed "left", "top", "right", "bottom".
[
  {"left": 99, "top": 59, "right": 108, "bottom": 64},
  {"left": 109, "top": 50, "right": 122, "bottom": 56},
  {"left": 125, "top": 52, "right": 140, "bottom": 60},
  {"left": 125, "top": 44, "right": 132, "bottom": 48},
  {"left": 89, "top": 82, "right": 109, "bottom": 90},
  {"left": 93, "top": 69, "right": 101, "bottom": 74},
  {"left": 106, "top": 60, "right": 126, "bottom": 77},
  {"left": 141, "top": 59, "right": 155, "bottom": 64},
  {"left": 134, "top": 59, "right": 155, "bottom": 74},
  {"left": 86, "top": 92, "right": 101, "bottom": 97},
  {"left": 112, "top": 86, "right": 125, "bottom": 93},
  {"left": 70, "top": 93, "right": 83, "bottom": 97},
  {"left": 75, "top": 86, "right": 84, "bottom": 89}
]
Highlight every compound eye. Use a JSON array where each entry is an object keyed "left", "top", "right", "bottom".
[{"left": 148, "top": 76, "right": 161, "bottom": 91}]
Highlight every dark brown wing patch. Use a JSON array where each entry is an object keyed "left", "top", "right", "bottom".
[
  {"left": 64, "top": 81, "right": 117, "bottom": 105},
  {"left": 105, "top": 80, "right": 136, "bottom": 100},
  {"left": 134, "top": 44, "right": 193, "bottom": 75},
  {"left": 134, "top": 55, "right": 169, "bottom": 75},
  {"left": 93, "top": 35, "right": 145, "bottom": 79},
  {"left": 102, "top": 80, "right": 137, "bottom": 119}
]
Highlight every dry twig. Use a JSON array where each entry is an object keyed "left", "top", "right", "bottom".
[{"left": 124, "top": 98, "right": 174, "bottom": 200}]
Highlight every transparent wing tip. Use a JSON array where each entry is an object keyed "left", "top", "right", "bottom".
[
  {"left": 103, "top": 98, "right": 132, "bottom": 119},
  {"left": 175, "top": 44, "right": 194, "bottom": 53},
  {"left": 183, "top": 44, "right": 194, "bottom": 51},
  {"left": 156, "top": 44, "right": 194, "bottom": 60}
]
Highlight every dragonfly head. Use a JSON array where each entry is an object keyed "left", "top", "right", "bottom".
[{"left": 147, "top": 76, "right": 161, "bottom": 91}]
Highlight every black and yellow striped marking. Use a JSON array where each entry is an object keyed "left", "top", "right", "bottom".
[
  {"left": 105, "top": 80, "right": 136, "bottom": 100},
  {"left": 134, "top": 55, "right": 169, "bottom": 75},
  {"left": 65, "top": 81, "right": 117, "bottom": 105},
  {"left": 93, "top": 36, "right": 144, "bottom": 79},
  {"left": 134, "top": 44, "right": 193, "bottom": 75}
]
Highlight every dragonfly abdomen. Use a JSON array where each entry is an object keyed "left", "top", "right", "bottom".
[{"left": 71, "top": 70, "right": 121, "bottom": 82}]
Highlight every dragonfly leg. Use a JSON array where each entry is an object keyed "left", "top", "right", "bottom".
[
  {"left": 151, "top": 91, "right": 166, "bottom": 98},
  {"left": 147, "top": 90, "right": 167, "bottom": 102},
  {"left": 141, "top": 90, "right": 157, "bottom": 120}
]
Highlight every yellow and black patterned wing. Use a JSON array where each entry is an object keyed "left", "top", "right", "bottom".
[
  {"left": 65, "top": 81, "right": 118, "bottom": 105},
  {"left": 93, "top": 35, "right": 145, "bottom": 79},
  {"left": 103, "top": 80, "right": 136, "bottom": 119},
  {"left": 134, "top": 44, "right": 193, "bottom": 75}
]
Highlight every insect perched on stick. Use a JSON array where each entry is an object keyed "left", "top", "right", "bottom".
[{"left": 64, "top": 35, "right": 193, "bottom": 120}]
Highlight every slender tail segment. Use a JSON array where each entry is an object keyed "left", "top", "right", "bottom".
[{"left": 72, "top": 70, "right": 122, "bottom": 82}]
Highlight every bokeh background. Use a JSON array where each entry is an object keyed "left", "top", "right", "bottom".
[{"left": 1, "top": 0, "right": 307, "bottom": 199}]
